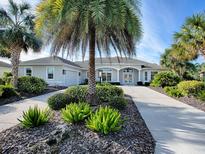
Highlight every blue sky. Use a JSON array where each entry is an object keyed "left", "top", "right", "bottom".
[{"left": 0, "top": 0, "right": 205, "bottom": 64}]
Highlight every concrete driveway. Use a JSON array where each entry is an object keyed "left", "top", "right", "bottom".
[
  {"left": 0, "top": 90, "right": 64, "bottom": 132},
  {"left": 122, "top": 86, "right": 205, "bottom": 154}
]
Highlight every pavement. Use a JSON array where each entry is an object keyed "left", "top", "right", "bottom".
[
  {"left": 0, "top": 90, "right": 64, "bottom": 132},
  {"left": 121, "top": 86, "right": 205, "bottom": 154}
]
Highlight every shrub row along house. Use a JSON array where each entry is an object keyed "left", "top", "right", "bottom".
[{"left": 18, "top": 56, "right": 162, "bottom": 86}]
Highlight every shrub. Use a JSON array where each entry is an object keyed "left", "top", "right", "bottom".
[
  {"left": 18, "top": 76, "right": 47, "bottom": 94},
  {"left": 65, "top": 85, "right": 124, "bottom": 103},
  {"left": 0, "top": 78, "right": 5, "bottom": 85},
  {"left": 61, "top": 102, "right": 91, "bottom": 123},
  {"left": 2, "top": 72, "right": 12, "bottom": 85},
  {"left": 197, "top": 91, "right": 205, "bottom": 102},
  {"left": 97, "top": 82, "right": 112, "bottom": 86},
  {"left": 96, "top": 85, "right": 124, "bottom": 102},
  {"left": 137, "top": 81, "right": 143, "bottom": 86},
  {"left": 18, "top": 106, "right": 51, "bottom": 128},
  {"left": 151, "top": 71, "right": 181, "bottom": 87},
  {"left": 65, "top": 86, "right": 88, "bottom": 102},
  {"left": 164, "top": 86, "right": 183, "bottom": 98},
  {"left": 48, "top": 93, "right": 71, "bottom": 110},
  {"left": 144, "top": 82, "right": 150, "bottom": 86},
  {"left": 86, "top": 106, "right": 123, "bottom": 135},
  {"left": 177, "top": 80, "right": 205, "bottom": 96},
  {"left": 0, "top": 85, "right": 18, "bottom": 98},
  {"left": 109, "top": 96, "right": 128, "bottom": 110}
]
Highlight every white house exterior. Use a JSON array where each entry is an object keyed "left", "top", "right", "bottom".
[
  {"left": 0, "top": 61, "right": 11, "bottom": 77},
  {"left": 19, "top": 56, "right": 162, "bottom": 86}
]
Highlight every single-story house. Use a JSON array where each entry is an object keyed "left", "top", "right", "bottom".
[
  {"left": 19, "top": 56, "right": 162, "bottom": 86},
  {"left": 0, "top": 61, "right": 11, "bottom": 77}
]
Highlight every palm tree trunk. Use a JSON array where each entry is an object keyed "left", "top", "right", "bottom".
[
  {"left": 87, "top": 28, "right": 97, "bottom": 104},
  {"left": 11, "top": 48, "right": 21, "bottom": 88}
]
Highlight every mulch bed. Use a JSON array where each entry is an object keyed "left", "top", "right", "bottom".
[
  {"left": 0, "top": 86, "right": 66, "bottom": 106},
  {"left": 0, "top": 98, "right": 155, "bottom": 154},
  {"left": 149, "top": 87, "right": 205, "bottom": 112}
]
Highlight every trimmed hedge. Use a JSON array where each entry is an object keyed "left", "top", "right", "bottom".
[
  {"left": 151, "top": 71, "right": 181, "bottom": 87},
  {"left": 65, "top": 85, "right": 124, "bottom": 103},
  {"left": 48, "top": 93, "right": 71, "bottom": 110},
  {"left": 0, "top": 85, "right": 18, "bottom": 98},
  {"left": 177, "top": 80, "right": 205, "bottom": 96},
  {"left": 109, "top": 96, "right": 128, "bottom": 110},
  {"left": 18, "top": 76, "right": 47, "bottom": 94}
]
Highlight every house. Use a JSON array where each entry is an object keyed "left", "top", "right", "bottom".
[
  {"left": 0, "top": 61, "right": 11, "bottom": 77},
  {"left": 19, "top": 56, "right": 162, "bottom": 86}
]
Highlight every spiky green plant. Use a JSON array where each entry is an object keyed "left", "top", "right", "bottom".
[
  {"left": 86, "top": 106, "right": 123, "bottom": 135},
  {"left": 61, "top": 102, "right": 91, "bottom": 123},
  {"left": 35, "top": 0, "right": 142, "bottom": 103},
  {"left": 18, "top": 106, "right": 51, "bottom": 128}
]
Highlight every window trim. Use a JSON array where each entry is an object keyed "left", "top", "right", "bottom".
[
  {"left": 24, "top": 67, "right": 33, "bottom": 76},
  {"left": 144, "top": 71, "right": 148, "bottom": 81},
  {"left": 46, "top": 66, "right": 55, "bottom": 80}
]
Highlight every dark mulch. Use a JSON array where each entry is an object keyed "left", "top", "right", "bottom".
[
  {"left": 0, "top": 86, "right": 66, "bottom": 106},
  {"left": 0, "top": 98, "right": 155, "bottom": 154},
  {"left": 149, "top": 87, "right": 205, "bottom": 112}
]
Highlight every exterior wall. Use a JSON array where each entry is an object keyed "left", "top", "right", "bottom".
[
  {"left": 141, "top": 69, "right": 160, "bottom": 83},
  {"left": 19, "top": 65, "right": 65, "bottom": 86},
  {"left": 0, "top": 67, "right": 11, "bottom": 77},
  {"left": 95, "top": 68, "right": 117, "bottom": 82}
]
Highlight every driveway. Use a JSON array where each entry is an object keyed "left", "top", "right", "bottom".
[
  {"left": 0, "top": 90, "right": 64, "bottom": 132},
  {"left": 122, "top": 86, "right": 205, "bottom": 154}
]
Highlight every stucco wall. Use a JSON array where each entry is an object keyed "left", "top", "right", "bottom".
[{"left": 0, "top": 67, "right": 11, "bottom": 77}]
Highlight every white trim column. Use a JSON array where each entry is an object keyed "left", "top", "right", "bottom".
[
  {"left": 117, "top": 69, "right": 120, "bottom": 82},
  {"left": 138, "top": 69, "right": 141, "bottom": 81}
]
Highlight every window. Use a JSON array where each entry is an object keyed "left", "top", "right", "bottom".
[
  {"left": 47, "top": 67, "right": 54, "bottom": 79},
  {"left": 25, "top": 68, "right": 32, "bottom": 76},
  {"left": 62, "top": 70, "right": 66, "bottom": 75},
  {"left": 145, "top": 72, "right": 148, "bottom": 81},
  {"left": 151, "top": 72, "right": 158, "bottom": 80},
  {"left": 100, "top": 68, "right": 112, "bottom": 82}
]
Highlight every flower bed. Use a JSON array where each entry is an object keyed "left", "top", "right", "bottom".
[
  {"left": 0, "top": 97, "right": 155, "bottom": 153},
  {"left": 150, "top": 86, "right": 205, "bottom": 112}
]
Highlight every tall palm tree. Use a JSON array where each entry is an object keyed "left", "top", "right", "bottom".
[
  {"left": 174, "top": 13, "right": 205, "bottom": 61},
  {"left": 0, "top": 0, "right": 42, "bottom": 87},
  {"left": 35, "top": 0, "right": 142, "bottom": 103}
]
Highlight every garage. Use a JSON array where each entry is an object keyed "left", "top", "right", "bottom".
[{"left": 64, "top": 70, "right": 79, "bottom": 86}]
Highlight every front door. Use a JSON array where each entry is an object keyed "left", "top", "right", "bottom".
[{"left": 124, "top": 73, "right": 133, "bottom": 85}]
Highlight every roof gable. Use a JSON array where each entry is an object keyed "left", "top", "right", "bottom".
[
  {"left": 0, "top": 61, "right": 11, "bottom": 67},
  {"left": 20, "top": 56, "right": 81, "bottom": 68}
]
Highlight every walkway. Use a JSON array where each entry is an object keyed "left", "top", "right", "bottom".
[
  {"left": 122, "top": 86, "right": 205, "bottom": 154},
  {"left": 0, "top": 90, "right": 63, "bottom": 132}
]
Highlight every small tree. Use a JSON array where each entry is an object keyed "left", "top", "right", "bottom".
[{"left": 0, "top": 0, "right": 42, "bottom": 87}]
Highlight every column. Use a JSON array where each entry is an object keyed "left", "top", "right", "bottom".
[
  {"left": 138, "top": 69, "right": 141, "bottom": 81},
  {"left": 117, "top": 70, "right": 120, "bottom": 82}
]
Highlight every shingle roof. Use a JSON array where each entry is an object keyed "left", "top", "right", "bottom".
[
  {"left": 20, "top": 56, "right": 81, "bottom": 68},
  {"left": 75, "top": 57, "right": 162, "bottom": 69},
  {"left": 0, "top": 61, "right": 11, "bottom": 67}
]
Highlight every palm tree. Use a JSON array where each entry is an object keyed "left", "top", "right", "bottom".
[
  {"left": 35, "top": 0, "right": 142, "bottom": 103},
  {"left": 174, "top": 13, "right": 205, "bottom": 61},
  {"left": 0, "top": 0, "right": 42, "bottom": 87}
]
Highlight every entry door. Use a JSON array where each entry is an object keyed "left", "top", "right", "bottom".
[{"left": 124, "top": 73, "right": 133, "bottom": 84}]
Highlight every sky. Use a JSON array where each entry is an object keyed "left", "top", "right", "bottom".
[{"left": 0, "top": 0, "right": 205, "bottom": 64}]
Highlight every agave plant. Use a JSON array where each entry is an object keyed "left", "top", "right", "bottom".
[
  {"left": 18, "top": 106, "right": 51, "bottom": 128},
  {"left": 86, "top": 106, "right": 123, "bottom": 135},
  {"left": 61, "top": 102, "right": 92, "bottom": 123}
]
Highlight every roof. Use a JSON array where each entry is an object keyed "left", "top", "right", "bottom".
[
  {"left": 0, "top": 61, "right": 11, "bottom": 67},
  {"left": 75, "top": 57, "right": 162, "bottom": 69},
  {"left": 20, "top": 56, "right": 81, "bottom": 68}
]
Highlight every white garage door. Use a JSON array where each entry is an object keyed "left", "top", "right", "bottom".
[{"left": 65, "top": 70, "right": 78, "bottom": 86}]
